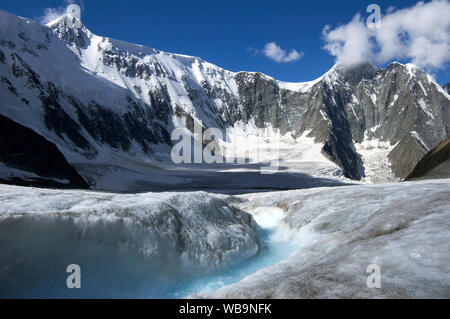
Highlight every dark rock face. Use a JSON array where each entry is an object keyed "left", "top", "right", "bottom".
[
  {"left": 235, "top": 73, "right": 282, "bottom": 128},
  {"left": 231, "top": 63, "right": 449, "bottom": 180},
  {"left": 388, "top": 134, "right": 429, "bottom": 180},
  {"left": 406, "top": 137, "right": 450, "bottom": 180},
  {"left": 316, "top": 63, "right": 449, "bottom": 180},
  {"left": 232, "top": 71, "right": 366, "bottom": 179},
  {"left": 0, "top": 114, "right": 89, "bottom": 188},
  {"left": 444, "top": 83, "right": 450, "bottom": 95},
  {"left": 50, "top": 16, "right": 89, "bottom": 52},
  {"left": 39, "top": 82, "right": 94, "bottom": 153}
]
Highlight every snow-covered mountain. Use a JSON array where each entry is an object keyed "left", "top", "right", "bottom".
[{"left": 0, "top": 10, "right": 449, "bottom": 190}]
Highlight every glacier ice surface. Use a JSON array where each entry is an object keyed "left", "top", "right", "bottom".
[
  {"left": 196, "top": 179, "right": 450, "bottom": 299},
  {"left": 1, "top": 179, "right": 449, "bottom": 298},
  {"left": 0, "top": 185, "right": 260, "bottom": 298}
]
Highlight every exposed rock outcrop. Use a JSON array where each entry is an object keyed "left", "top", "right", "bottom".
[
  {"left": 0, "top": 114, "right": 88, "bottom": 188},
  {"left": 406, "top": 137, "right": 450, "bottom": 180}
]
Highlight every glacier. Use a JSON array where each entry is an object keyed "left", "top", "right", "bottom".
[
  {"left": 0, "top": 184, "right": 260, "bottom": 298},
  {"left": 196, "top": 179, "right": 450, "bottom": 299},
  {"left": 0, "top": 179, "right": 449, "bottom": 298}
]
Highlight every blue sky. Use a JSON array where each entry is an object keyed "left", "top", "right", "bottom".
[{"left": 0, "top": 0, "right": 448, "bottom": 84}]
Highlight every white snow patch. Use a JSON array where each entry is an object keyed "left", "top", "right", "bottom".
[
  {"left": 417, "top": 99, "right": 435, "bottom": 119},
  {"left": 276, "top": 74, "right": 323, "bottom": 93},
  {"left": 0, "top": 163, "right": 70, "bottom": 184},
  {"left": 355, "top": 134, "right": 396, "bottom": 183},
  {"left": 411, "top": 131, "right": 429, "bottom": 151},
  {"left": 390, "top": 94, "right": 399, "bottom": 107}
]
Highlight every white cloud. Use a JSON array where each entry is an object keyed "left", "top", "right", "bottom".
[
  {"left": 322, "top": 14, "right": 373, "bottom": 66},
  {"left": 41, "top": 7, "right": 67, "bottom": 24},
  {"left": 262, "top": 42, "right": 304, "bottom": 63},
  {"left": 322, "top": 0, "right": 450, "bottom": 70},
  {"left": 40, "top": 1, "right": 82, "bottom": 24}
]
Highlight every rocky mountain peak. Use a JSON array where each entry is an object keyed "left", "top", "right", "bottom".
[
  {"left": 323, "top": 61, "right": 381, "bottom": 87},
  {"left": 47, "top": 15, "right": 91, "bottom": 49},
  {"left": 46, "top": 13, "right": 85, "bottom": 29},
  {"left": 385, "top": 61, "right": 425, "bottom": 78}
]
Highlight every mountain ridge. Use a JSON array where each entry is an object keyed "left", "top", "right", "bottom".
[{"left": 0, "top": 9, "right": 449, "bottom": 190}]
